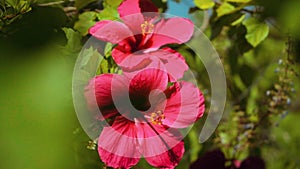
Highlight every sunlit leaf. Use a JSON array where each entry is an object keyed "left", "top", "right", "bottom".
[
  {"left": 210, "top": 12, "right": 243, "bottom": 39},
  {"left": 231, "top": 14, "right": 245, "bottom": 26},
  {"left": 104, "top": 43, "right": 113, "bottom": 57},
  {"left": 243, "top": 17, "right": 269, "bottom": 47},
  {"left": 99, "top": 59, "right": 109, "bottom": 74},
  {"left": 95, "top": 0, "right": 122, "bottom": 21},
  {"left": 216, "top": 2, "right": 236, "bottom": 17},
  {"left": 62, "top": 28, "right": 82, "bottom": 53},
  {"left": 103, "top": 0, "right": 123, "bottom": 8},
  {"left": 80, "top": 47, "right": 102, "bottom": 75},
  {"left": 97, "top": 8, "right": 119, "bottom": 20},
  {"left": 74, "top": 11, "right": 97, "bottom": 36},
  {"left": 194, "top": 0, "right": 215, "bottom": 10},
  {"left": 233, "top": 74, "right": 247, "bottom": 91}
]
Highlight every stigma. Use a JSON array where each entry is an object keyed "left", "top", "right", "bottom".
[
  {"left": 150, "top": 110, "right": 165, "bottom": 125},
  {"left": 141, "top": 19, "right": 154, "bottom": 35}
]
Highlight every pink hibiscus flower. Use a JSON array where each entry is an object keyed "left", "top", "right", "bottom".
[
  {"left": 89, "top": 0, "right": 194, "bottom": 81},
  {"left": 85, "top": 64, "right": 205, "bottom": 168}
]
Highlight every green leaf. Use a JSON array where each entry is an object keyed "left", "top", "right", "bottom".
[
  {"left": 194, "top": 0, "right": 215, "bottom": 10},
  {"left": 188, "top": 129, "right": 202, "bottom": 162},
  {"left": 243, "top": 18, "right": 269, "bottom": 47},
  {"left": 74, "top": 11, "right": 97, "bottom": 36},
  {"left": 226, "top": 0, "right": 251, "bottom": 3},
  {"left": 216, "top": 2, "right": 236, "bottom": 17},
  {"left": 96, "top": 0, "right": 122, "bottom": 21},
  {"left": 231, "top": 14, "right": 245, "bottom": 26},
  {"left": 97, "top": 8, "right": 119, "bottom": 20},
  {"left": 62, "top": 28, "right": 82, "bottom": 53},
  {"left": 104, "top": 43, "right": 113, "bottom": 57},
  {"left": 233, "top": 74, "right": 247, "bottom": 91},
  {"left": 103, "top": 0, "right": 123, "bottom": 8},
  {"left": 75, "top": 0, "right": 97, "bottom": 10},
  {"left": 6, "top": 0, "right": 18, "bottom": 7},
  {"left": 80, "top": 47, "right": 102, "bottom": 74},
  {"left": 99, "top": 59, "right": 109, "bottom": 74},
  {"left": 17, "top": 0, "right": 31, "bottom": 13}
]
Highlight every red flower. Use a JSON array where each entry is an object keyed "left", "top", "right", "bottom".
[
  {"left": 89, "top": 0, "right": 194, "bottom": 81},
  {"left": 85, "top": 64, "right": 205, "bottom": 168}
]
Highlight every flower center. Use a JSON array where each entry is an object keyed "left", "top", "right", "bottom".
[
  {"left": 150, "top": 110, "right": 165, "bottom": 125},
  {"left": 141, "top": 19, "right": 154, "bottom": 35}
]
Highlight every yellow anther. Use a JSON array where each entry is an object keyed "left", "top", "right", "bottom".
[
  {"left": 150, "top": 110, "right": 165, "bottom": 125},
  {"left": 141, "top": 20, "right": 154, "bottom": 35}
]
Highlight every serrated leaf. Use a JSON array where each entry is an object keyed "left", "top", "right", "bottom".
[
  {"left": 80, "top": 47, "right": 102, "bottom": 74},
  {"left": 74, "top": 11, "right": 97, "bottom": 36},
  {"left": 216, "top": 2, "right": 235, "bottom": 17},
  {"left": 243, "top": 18, "right": 269, "bottom": 47},
  {"left": 75, "top": 0, "right": 97, "bottom": 10},
  {"left": 103, "top": 0, "right": 123, "bottom": 8},
  {"left": 226, "top": 0, "right": 251, "bottom": 3},
  {"left": 97, "top": 7, "right": 119, "bottom": 21},
  {"left": 96, "top": 0, "right": 121, "bottom": 21},
  {"left": 62, "top": 28, "right": 82, "bottom": 52},
  {"left": 194, "top": 0, "right": 215, "bottom": 10}
]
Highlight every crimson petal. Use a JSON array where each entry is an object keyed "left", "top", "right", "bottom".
[
  {"left": 128, "top": 64, "right": 168, "bottom": 111},
  {"left": 150, "top": 48, "right": 189, "bottom": 81},
  {"left": 137, "top": 123, "right": 184, "bottom": 168},
  {"left": 89, "top": 20, "right": 135, "bottom": 44},
  {"left": 150, "top": 18, "right": 194, "bottom": 50},
  {"left": 85, "top": 74, "right": 118, "bottom": 120},
  {"left": 118, "top": 0, "right": 158, "bottom": 34},
  {"left": 98, "top": 117, "right": 141, "bottom": 168},
  {"left": 118, "top": 0, "right": 144, "bottom": 34},
  {"left": 163, "top": 82, "right": 205, "bottom": 128}
]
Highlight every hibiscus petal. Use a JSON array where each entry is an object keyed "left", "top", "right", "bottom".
[
  {"left": 163, "top": 82, "right": 205, "bottom": 128},
  {"left": 118, "top": 0, "right": 144, "bottom": 34},
  {"left": 98, "top": 117, "right": 141, "bottom": 168},
  {"left": 113, "top": 48, "right": 188, "bottom": 81},
  {"left": 85, "top": 74, "right": 117, "bottom": 120},
  {"left": 129, "top": 61, "right": 168, "bottom": 93},
  {"left": 85, "top": 74, "right": 128, "bottom": 120},
  {"left": 150, "top": 48, "right": 188, "bottom": 81},
  {"left": 118, "top": 0, "right": 141, "bottom": 17},
  {"left": 128, "top": 63, "right": 168, "bottom": 111},
  {"left": 145, "top": 141, "right": 184, "bottom": 169},
  {"left": 111, "top": 47, "right": 148, "bottom": 67},
  {"left": 118, "top": 0, "right": 158, "bottom": 34},
  {"left": 149, "top": 18, "right": 194, "bottom": 49},
  {"left": 89, "top": 20, "right": 134, "bottom": 44},
  {"left": 137, "top": 123, "right": 184, "bottom": 168}
]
